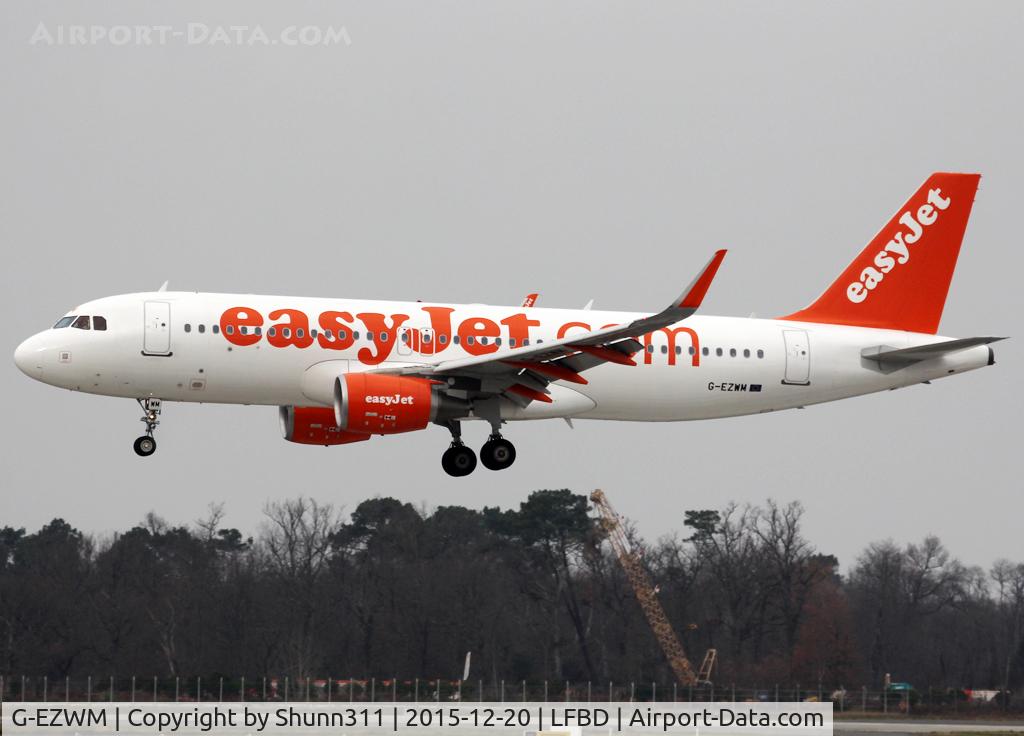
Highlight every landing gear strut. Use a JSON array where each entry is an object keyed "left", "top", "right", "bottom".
[
  {"left": 134, "top": 398, "right": 161, "bottom": 457},
  {"left": 480, "top": 434, "right": 516, "bottom": 471},
  {"left": 440, "top": 421, "right": 476, "bottom": 477}
]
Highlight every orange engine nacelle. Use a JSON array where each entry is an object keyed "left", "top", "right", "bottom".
[
  {"left": 334, "top": 373, "right": 440, "bottom": 435},
  {"left": 279, "top": 406, "right": 371, "bottom": 446}
]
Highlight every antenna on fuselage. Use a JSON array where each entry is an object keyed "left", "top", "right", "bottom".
[{"left": 157, "top": 280, "right": 169, "bottom": 292}]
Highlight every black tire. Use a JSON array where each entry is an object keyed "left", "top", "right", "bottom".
[
  {"left": 133, "top": 435, "right": 157, "bottom": 457},
  {"left": 441, "top": 445, "right": 477, "bottom": 477},
  {"left": 480, "top": 438, "right": 516, "bottom": 471}
]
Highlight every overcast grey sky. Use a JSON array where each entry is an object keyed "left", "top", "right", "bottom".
[{"left": 2, "top": 1, "right": 1021, "bottom": 571}]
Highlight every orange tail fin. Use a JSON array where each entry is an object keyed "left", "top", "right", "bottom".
[{"left": 782, "top": 172, "right": 981, "bottom": 334}]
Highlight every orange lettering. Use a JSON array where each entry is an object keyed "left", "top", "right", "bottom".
[
  {"left": 418, "top": 306, "right": 455, "bottom": 354},
  {"left": 501, "top": 313, "right": 540, "bottom": 347},
  {"left": 219, "top": 307, "right": 263, "bottom": 347},
  {"left": 357, "top": 312, "right": 409, "bottom": 365},
  {"left": 267, "top": 309, "right": 315, "bottom": 349},
  {"left": 457, "top": 317, "right": 500, "bottom": 356},
  {"left": 557, "top": 321, "right": 591, "bottom": 339},
  {"left": 317, "top": 311, "right": 356, "bottom": 351},
  {"left": 643, "top": 326, "right": 700, "bottom": 366}
]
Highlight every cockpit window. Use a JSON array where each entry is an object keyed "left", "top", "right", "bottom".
[
  {"left": 93, "top": 316, "right": 108, "bottom": 331},
  {"left": 71, "top": 315, "right": 91, "bottom": 330},
  {"left": 53, "top": 316, "right": 75, "bottom": 329}
]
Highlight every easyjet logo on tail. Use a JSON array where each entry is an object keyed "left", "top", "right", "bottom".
[{"left": 846, "top": 187, "right": 952, "bottom": 304}]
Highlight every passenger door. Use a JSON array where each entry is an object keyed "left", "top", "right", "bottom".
[
  {"left": 782, "top": 329, "right": 810, "bottom": 385},
  {"left": 143, "top": 301, "right": 172, "bottom": 356}
]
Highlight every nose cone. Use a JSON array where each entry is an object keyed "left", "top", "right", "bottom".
[{"left": 14, "top": 334, "right": 44, "bottom": 378}]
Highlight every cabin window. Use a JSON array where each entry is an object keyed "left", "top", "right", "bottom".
[
  {"left": 466, "top": 336, "right": 475, "bottom": 345},
  {"left": 729, "top": 348, "right": 737, "bottom": 357},
  {"left": 93, "top": 316, "right": 108, "bottom": 331},
  {"left": 743, "top": 349, "right": 750, "bottom": 358},
  {"left": 423, "top": 333, "right": 432, "bottom": 344},
  {"left": 522, "top": 339, "right": 529, "bottom": 346},
  {"left": 378, "top": 331, "right": 387, "bottom": 342},
  {"left": 212, "top": 325, "right": 220, "bottom": 334},
  {"left": 439, "top": 334, "right": 448, "bottom": 345},
  {"left": 254, "top": 327, "right": 262, "bottom": 336},
  {"left": 267, "top": 327, "right": 276, "bottom": 337},
  {"left": 72, "top": 316, "right": 90, "bottom": 330},
  {"left": 282, "top": 328, "right": 291, "bottom": 338},
  {"left": 240, "top": 326, "right": 248, "bottom": 335},
  {"left": 661, "top": 345, "right": 668, "bottom": 354},
  {"left": 184, "top": 324, "right": 192, "bottom": 333},
  {"left": 675, "top": 346, "right": 682, "bottom": 355},
  {"left": 310, "top": 329, "right": 318, "bottom": 338},
  {"left": 689, "top": 346, "right": 695, "bottom": 355},
  {"left": 702, "top": 347, "right": 709, "bottom": 356},
  {"left": 509, "top": 338, "right": 517, "bottom": 347},
  {"left": 757, "top": 349, "right": 764, "bottom": 359},
  {"left": 715, "top": 348, "right": 723, "bottom": 357},
  {"left": 225, "top": 325, "right": 234, "bottom": 335},
  {"left": 494, "top": 337, "right": 501, "bottom": 346},
  {"left": 401, "top": 332, "right": 409, "bottom": 343},
  {"left": 198, "top": 324, "right": 205, "bottom": 334},
  {"left": 453, "top": 335, "right": 460, "bottom": 345},
  {"left": 353, "top": 331, "right": 360, "bottom": 340},
  {"left": 296, "top": 328, "right": 305, "bottom": 339},
  {"left": 53, "top": 316, "right": 75, "bottom": 329}
]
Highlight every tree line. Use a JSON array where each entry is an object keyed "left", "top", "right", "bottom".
[{"left": 1, "top": 491, "right": 1021, "bottom": 692}]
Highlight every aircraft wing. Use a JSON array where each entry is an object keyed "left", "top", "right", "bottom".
[{"left": 374, "top": 250, "right": 726, "bottom": 405}]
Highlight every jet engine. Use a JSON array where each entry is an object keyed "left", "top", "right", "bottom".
[
  {"left": 334, "top": 373, "right": 465, "bottom": 434},
  {"left": 279, "top": 406, "right": 371, "bottom": 446}
]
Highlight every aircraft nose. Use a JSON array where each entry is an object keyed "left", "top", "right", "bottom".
[{"left": 14, "top": 334, "right": 44, "bottom": 378}]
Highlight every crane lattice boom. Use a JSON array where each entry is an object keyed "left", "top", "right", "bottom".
[{"left": 590, "top": 489, "right": 699, "bottom": 687}]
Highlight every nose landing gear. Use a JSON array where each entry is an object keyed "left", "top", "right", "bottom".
[{"left": 133, "top": 398, "right": 161, "bottom": 457}]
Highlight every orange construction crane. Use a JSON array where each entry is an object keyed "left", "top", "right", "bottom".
[{"left": 590, "top": 489, "right": 715, "bottom": 688}]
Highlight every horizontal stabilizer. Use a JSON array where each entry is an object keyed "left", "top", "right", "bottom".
[{"left": 862, "top": 336, "right": 1005, "bottom": 366}]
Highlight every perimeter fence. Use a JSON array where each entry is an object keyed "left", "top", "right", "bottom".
[{"left": 0, "top": 675, "right": 1020, "bottom": 715}]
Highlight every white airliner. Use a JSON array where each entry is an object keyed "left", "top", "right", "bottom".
[{"left": 14, "top": 173, "right": 1002, "bottom": 475}]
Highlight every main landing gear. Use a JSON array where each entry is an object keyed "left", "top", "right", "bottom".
[
  {"left": 480, "top": 434, "right": 516, "bottom": 471},
  {"left": 440, "top": 420, "right": 476, "bottom": 477},
  {"left": 133, "top": 398, "right": 161, "bottom": 457},
  {"left": 440, "top": 422, "right": 517, "bottom": 477},
  {"left": 442, "top": 443, "right": 477, "bottom": 477}
]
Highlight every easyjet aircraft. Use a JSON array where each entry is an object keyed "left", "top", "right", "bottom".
[{"left": 14, "top": 173, "right": 1002, "bottom": 475}]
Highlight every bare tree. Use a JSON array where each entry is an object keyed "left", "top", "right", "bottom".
[
  {"left": 753, "top": 500, "right": 826, "bottom": 659},
  {"left": 260, "top": 498, "right": 342, "bottom": 678},
  {"left": 992, "top": 560, "right": 1024, "bottom": 692}
]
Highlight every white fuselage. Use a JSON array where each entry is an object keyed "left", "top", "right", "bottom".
[{"left": 13, "top": 291, "right": 993, "bottom": 424}]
